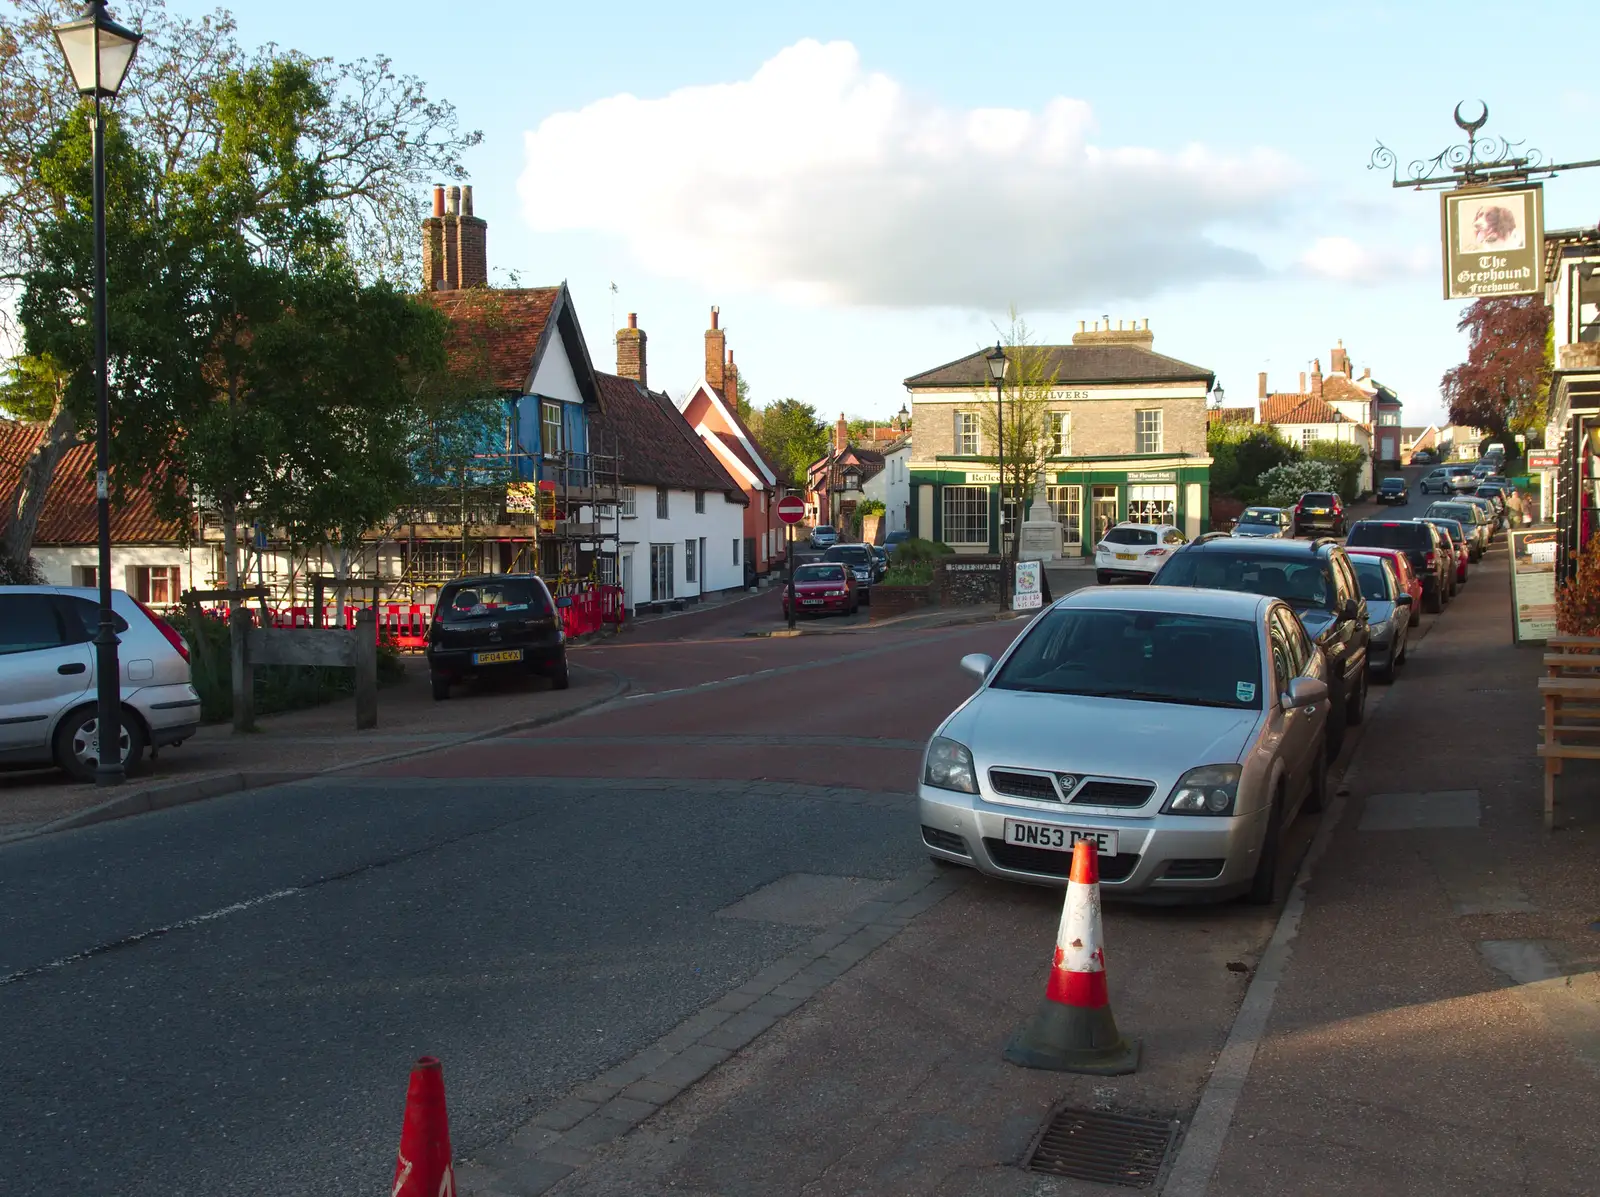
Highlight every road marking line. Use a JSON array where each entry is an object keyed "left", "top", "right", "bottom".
[{"left": 0, "top": 887, "right": 300, "bottom": 987}]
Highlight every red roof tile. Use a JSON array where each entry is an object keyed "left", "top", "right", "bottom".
[
  {"left": 1263, "top": 396, "right": 1351, "bottom": 426},
  {"left": 590, "top": 374, "right": 746, "bottom": 500},
  {"left": 0, "top": 421, "right": 183, "bottom": 546},
  {"left": 418, "top": 287, "right": 560, "bottom": 392},
  {"left": 1208, "top": 407, "right": 1256, "bottom": 427}
]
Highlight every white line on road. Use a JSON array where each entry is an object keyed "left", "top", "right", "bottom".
[{"left": 0, "top": 887, "right": 301, "bottom": 987}]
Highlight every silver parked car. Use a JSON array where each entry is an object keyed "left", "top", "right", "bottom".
[
  {"left": 0, "top": 587, "right": 201, "bottom": 780},
  {"left": 1350, "top": 555, "right": 1411, "bottom": 683},
  {"left": 1230, "top": 507, "right": 1294, "bottom": 538},
  {"left": 919, "top": 587, "right": 1329, "bottom": 904}
]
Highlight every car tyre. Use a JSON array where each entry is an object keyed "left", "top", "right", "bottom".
[
  {"left": 1424, "top": 586, "right": 1443, "bottom": 614},
  {"left": 1246, "top": 791, "right": 1287, "bottom": 906},
  {"left": 548, "top": 662, "right": 571, "bottom": 691},
  {"left": 53, "top": 705, "right": 146, "bottom": 783},
  {"left": 1408, "top": 602, "right": 1421, "bottom": 628},
  {"left": 1096, "top": 570, "right": 1111, "bottom": 585},
  {"left": 1346, "top": 669, "right": 1367, "bottom": 725},
  {"left": 1305, "top": 748, "right": 1329, "bottom": 813},
  {"left": 430, "top": 672, "right": 451, "bottom": 701},
  {"left": 1372, "top": 646, "right": 1396, "bottom": 685}
]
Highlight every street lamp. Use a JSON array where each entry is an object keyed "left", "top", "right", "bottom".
[
  {"left": 986, "top": 343, "right": 1009, "bottom": 608},
  {"left": 53, "top": 1, "right": 141, "bottom": 786},
  {"left": 895, "top": 403, "right": 909, "bottom": 431},
  {"left": 1209, "top": 382, "right": 1226, "bottom": 408}
]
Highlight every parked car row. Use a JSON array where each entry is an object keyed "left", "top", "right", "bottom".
[{"left": 920, "top": 486, "right": 1500, "bottom": 905}]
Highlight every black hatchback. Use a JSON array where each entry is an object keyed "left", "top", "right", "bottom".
[
  {"left": 426, "top": 574, "right": 569, "bottom": 700},
  {"left": 1151, "top": 537, "right": 1370, "bottom": 758},
  {"left": 1376, "top": 477, "right": 1410, "bottom": 504}
]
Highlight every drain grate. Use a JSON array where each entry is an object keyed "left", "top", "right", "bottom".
[{"left": 1023, "top": 1106, "right": 1178, "bottom": 1188}]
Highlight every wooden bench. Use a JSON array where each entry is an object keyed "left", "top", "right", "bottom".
[
  {"left": 1537, "top": 674, "right": 1600, "bottom": 830},
  {"left": 1544, "top": 652, "right": 1600, "bottom": 677}
]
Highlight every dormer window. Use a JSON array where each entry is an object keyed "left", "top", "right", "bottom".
[{"left": 541, "top": 400, "right": 565, "bottom": 457}]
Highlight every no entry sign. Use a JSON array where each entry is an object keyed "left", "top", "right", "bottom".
[{"left": 777, "top": 495, "right": 806, "bottom": 525}]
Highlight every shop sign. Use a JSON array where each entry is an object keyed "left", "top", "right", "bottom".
[
  {"left": 1508, "top": 527, "right": 1558, "bottom": 645},
  {"left": 1127, "top": 470, "right": 1178, "bottom": 483},
  {"left": 962, "top": 471, "right": 1000, "bottom": 484},
  {"left": 945, "top": 562, "right": 1000, "bottom": 572},
  {"left": 1440, "top": 184, "right": 1544, "bottom": 300},
  {"left": 1528, "top": 452, "right": 1559, "bottom": 470}
]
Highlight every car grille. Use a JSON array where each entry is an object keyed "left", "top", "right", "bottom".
[
  {"left": 1162, "top": 858, "right": 1226, "bottom": 880},
  {"left": 921, "top": 826, "right": 969, "bottom": 856},
  {"left": 982, "top": 840, "right": 1140, "bottom": 881},
  {"left": 989, "top": 770, "right": 1058, "bottom": 801},
  {"left": 1069, "top": 781, "right": 1155, "bottom": 808}
]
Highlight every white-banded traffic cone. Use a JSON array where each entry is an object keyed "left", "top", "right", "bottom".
[{"left": 1004, "top": 839, "right": 1139, "bottom": 1074}]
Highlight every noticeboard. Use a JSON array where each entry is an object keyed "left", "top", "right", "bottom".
[
  {"left": 1013, "top": 560, "right": 1043, "bottom": 610},
  {"left": 1508, "top": 526, "right": 1559, "bottom": 645}
]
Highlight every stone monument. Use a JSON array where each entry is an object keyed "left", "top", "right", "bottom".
[{"left": 1018, "top": 476, "right": 1063, "bottom": 562}]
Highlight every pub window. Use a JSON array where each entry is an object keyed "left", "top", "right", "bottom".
[{"left": 941, "top": 485, "right": 989, "bottom": 545}]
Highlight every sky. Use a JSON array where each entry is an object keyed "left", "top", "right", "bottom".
[{"left": 200, "top": 0, "right": 1598, "bottom": 427}]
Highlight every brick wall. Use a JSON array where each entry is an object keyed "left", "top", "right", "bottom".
[{"left": 910, "top": 394, "right": 1207, "bottom": 459}]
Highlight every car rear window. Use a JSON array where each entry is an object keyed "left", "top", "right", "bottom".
[
  {"left": 1104, "top": 527, "right": 1158, "bottom": 545},
  {"left": 990, "top": 608, "right": 1263, "bottom": 710},
  {"left": 1346, "top": 522, "right": 1429, "bottom": 552},
  {"left": 795, "top": 564, "right": 845, "bottom": 582},
  {"left": 1301, "top": 493, "right": 1336, "bottom": 504},
  {"left": 438, "top": 579, "right": 551, "bottom": 621},
  {"left": 1353, "top": 559, "right": 1394, "bottom": 601},
  {"left": 814, "top": 525, "right": 835, "bottom": 534},
  {"left": 1380, "top": 478, "right": 1406, "bottom": 488},
  {"left": 826, "top": 546, "right": 873, "bottom": 563},
  {"left": 1155, "top": 550, "right": 1334, "bottom": 610},
  {"left": 1240, "top": 508, "right": 1280, "bottom": 522},
  {"left": 1422, "top": 520, "right": 1461, "bottom": 544},
  {"left": 1426, "top": 503, "right": 1478, "bottom": 524}
]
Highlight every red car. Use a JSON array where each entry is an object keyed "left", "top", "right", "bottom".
[
  {"left": 1420, "top": 517, "right": 1471, "bottom": 586},
  {"left": 783, "top": 561, "right": 858, "bottom": 617},
  {"left": 1346, "top": 546, "right": 1423, "bottom": 627}
]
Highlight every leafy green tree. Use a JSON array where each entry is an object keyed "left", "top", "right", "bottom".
[
  {"left": 978, "top": 313, "right": 1059, "bottom": 586},
  {"left": 750, "top": 398, "right": 829, "bottom": 487},
  {"left": 1207, "top": 422, "right": 1301, "bottom": 502}
]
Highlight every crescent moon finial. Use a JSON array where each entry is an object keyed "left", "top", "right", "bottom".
[{"left": 1453, "top": 100, "right": 1489, "bottom": 134}]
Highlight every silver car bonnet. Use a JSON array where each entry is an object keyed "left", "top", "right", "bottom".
[{"left": 942, "top": 688, "right": 1262, "bottom": 802}]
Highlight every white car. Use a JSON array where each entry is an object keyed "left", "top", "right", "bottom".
[
  {"left": 0, "top": 586, "right": 201, "bottom": 781},
  {"left": 1095, "top": 522, "right": 1187, "bottom": 584}
]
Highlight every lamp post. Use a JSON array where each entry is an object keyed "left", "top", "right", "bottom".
[
  {"left": 53, "top": 1, "right": 141, "bottom": 787},
  {"left": 895, "top": 403, "right": 910, "bottom": 432},
  {"left": 986, "top": 343, "right": 1009, "bottom": 610}
]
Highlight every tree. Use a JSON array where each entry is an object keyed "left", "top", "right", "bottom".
[
  {"left": 1440, "top": 296, "right": 1552, "bottom": 439},
  {"left": 978, "top": 313, "right": 1059, "bottom": 592},
  {"left": 1305, "top": 439, "right": 1368, "bottom": 504},
  {"left": 749, "top": 398, "right": 828, "bottom": 488},
  {"left": 1207, "top": 422, "right": 1300, "bottom": 502}
]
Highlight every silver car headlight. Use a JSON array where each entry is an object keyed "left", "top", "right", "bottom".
[
  {"left": 924, "top": 736, "right": 978, "bottom": 794},
  {"left": 1162, "top": 764, "right": 1242, "bottom": 816}
]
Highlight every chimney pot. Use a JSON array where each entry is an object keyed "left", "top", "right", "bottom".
[
  {"left": 1078, "top": 320, "right": 1086, "bottom": 332},
  {"left": 432, "top": 186, "right": 444, "bottom": 217},
  {"left": 461, "top": 185, "right": 474, "bottom": 217},
  {"left": 446, "top": 185, "right": 460, "bottom": 215},
  {"left": 710, "top": 306, "right": 719, "bottom": 330},
  {"left": 1299, "top": 371, "right": 1306, "bottom": 392},
  {"left": 1258, "top": 371, "right": 1268, "bottom": 400},
  {"left": 1142, "top": 318, "right": 1149, "bottom": 331},
  {"left": 627, "top": 312, "right": 637, "bottom": 329}
]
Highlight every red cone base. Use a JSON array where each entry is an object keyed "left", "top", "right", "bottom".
[{"left": 393, "top": 1056, "right": 455, "bottom": 1197}]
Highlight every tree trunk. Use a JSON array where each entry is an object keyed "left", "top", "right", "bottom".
[{"left": 3, "top": 397, "right": 79, "bottom": 568}]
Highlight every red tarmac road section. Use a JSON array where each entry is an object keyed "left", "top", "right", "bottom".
[{"left": 363, "top": 616, "right": 1025, "bottom": 787}]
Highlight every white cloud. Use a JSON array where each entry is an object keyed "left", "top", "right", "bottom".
[
  {"left": 518, "top": 40, "right": 1304, "bottom": 309},
  {"left": 1297, "top": 236, "right": 1432, "bottom": 284}
]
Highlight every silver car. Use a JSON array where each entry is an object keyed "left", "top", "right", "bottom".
[
  {"left": 1230, "top": 507, "right": 1293, "bottom": 539},
  {"left": 1350, "top": 555, "right": 1411, "bottom": 683},
  {"left": 1424, "top": 502, "right": 1490, "bottom": 558},
  {"left": 0, "top": 586, "right": 201, "bottom": 780},
  {"left": 919, "top": 587, "right": 1329, "bottom": 904}
]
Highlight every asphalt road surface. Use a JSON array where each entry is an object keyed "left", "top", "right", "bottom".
[{"left": 0, "top": 607, "right": 1025, "bottom": 1196}]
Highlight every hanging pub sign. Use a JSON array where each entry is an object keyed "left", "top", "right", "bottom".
[
  {"left": 506, "top": 481, "right": 540, "bottom": 515},
  {"left": 1440, "top": 184, "right": 1544, "bottom": 300}
]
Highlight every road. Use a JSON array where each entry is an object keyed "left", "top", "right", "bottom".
[{"left": 0, "top": 480, "right": 1460, "bottom": 1195}]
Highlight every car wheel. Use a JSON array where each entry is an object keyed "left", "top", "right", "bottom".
[
  {"left": 1305, "top": 748, "right": 1329, "bottom": 813},
  {"left": 1372, "top": 646, "right": 1396, "bottom": 685},
  {"left": 53, "top": 705, "right": 146, "bottom": 783},
  {"left": 1424, "top": 586, "right": 1443, "bottom": 614},
  {"left": 549, "top": 663, "right": 571, "bottom": 691},
  {"left": 1096, "top": 570, "right": 1110, "bottom": 585},
  {"left": 1346, "top": 669, "right": 1368, "bottom": 725},
  {"left": 1408, "top": 602, "right": 1421, "bottom": 628},
  {"left": 1246, "top": 790, "right": 1287, "bottom": 906},
  {"left": 1325, "top": 702, "right": 1346, "bottom": 760},
  {"left": 1396, "top": 630, "right": 1409, "bottom": 666},
  {"left": 430, "top": 672, "right": 451, "bottom": 701}
]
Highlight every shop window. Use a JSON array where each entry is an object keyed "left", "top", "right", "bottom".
[
  {"left": 1046, "top": 485, "right": 1083, "bottom": 545},
  {"left": 1127, "top": 484, "right": 1178, "bottom": 527},
  {"left": 942, "top": 485, "right": 989, "bottom": 545}
]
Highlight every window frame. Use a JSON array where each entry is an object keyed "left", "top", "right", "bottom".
[
  {"left": 941, "top": 485, "right": 990, "bottom": 546},
  {"left": 540, "top": 399, "right": 566, "bottom": 457},
  {"left": 956, "top": 412, "right": 980, "bottom": 456},
  {"left": 685, "top": 538, "right": 698, "bottom": 584},
  {"left": 1135, "top": 408, "right": 1163, "bottom": 454},
  {"left": 1049, "top": 411, "right": 1072, "bottom": 457},
  {"left": 695, "top": 489, "right": 706, "bottom": 514},
  {"left": 1045, "top": 484, "right": 1083, "bottom": 546},
  {"left": 656, "top": 487, "right": 669, "bottom": 519},
  {"left": 619, "top": 486, "right": 637, "bottom": 518}
]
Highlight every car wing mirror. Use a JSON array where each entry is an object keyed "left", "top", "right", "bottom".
[
  {"left": 555, "top": 596, "right": 574, "bottom": 609},
  {"left": 960, "top": 653, "right": 993, "bottom": 682},
  {"left": 1395, "top": 593, "right": 1414, "bottom": 606},
  {"left": 1284, "top": 675, "right": 1329, "bottom": 710}
]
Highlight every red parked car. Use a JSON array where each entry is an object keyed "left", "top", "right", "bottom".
[
  {"left": 783, "top": 562, "right": 858, "bottom": 618},
  {"left": 1346, "top": 546, "right": 1423, "bottom": 627},
  {"left": 1420, "top": 516, "right": 1471, "bottom": 586}
]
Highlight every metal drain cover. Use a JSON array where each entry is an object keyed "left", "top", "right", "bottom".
[{"left": 1023, "top": 1106, "right": 1178, "bottom": 1188}]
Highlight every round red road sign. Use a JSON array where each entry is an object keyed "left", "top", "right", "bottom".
[{"left": 777, "top": 495, "right": 807, "bottom": 525}]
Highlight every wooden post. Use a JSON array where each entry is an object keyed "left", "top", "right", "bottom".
[
  {"left": 354, "top": 608, "right": 378, "bottom": 730},
  {"left": 230, "top": 606, "right": 254, "bottom": 732}
]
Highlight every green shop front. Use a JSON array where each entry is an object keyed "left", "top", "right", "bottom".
[{"left": 909, "top": 459, "right": 1212, "bottom": 557}]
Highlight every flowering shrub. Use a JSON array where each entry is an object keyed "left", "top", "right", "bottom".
[{"left": 1257, "top": 460, "right": 1341, "bottom": 509}]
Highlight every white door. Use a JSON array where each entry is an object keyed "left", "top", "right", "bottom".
[
  {"left": 0, "top": 593, "right": 93, "bottom": 757},
  {"left": 620, "top": 550, "right": 635, "bottom": 611}
]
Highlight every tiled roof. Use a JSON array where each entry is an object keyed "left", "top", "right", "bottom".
[
  {"left": 591, "top": 374, "right": 746, "bottom": 500},
  {"left": 1259, "top": 393, "right": 1308, "bottom": 424},
  {"left": 906, "top": 344, "right": 1212, "bottom": 387},
  {"left": 1320, "top": 375, "right": 1374, "bottom": 404},
  {"left": 1208, "top": 407, "right": 1256, "bottom": 427},
  {"left": 1263, "top": 396, "right": 1352, "bottom": 426},
  {"left": 418, "top": 287, "right": 560, "bottom": 393},
  {"left": 0, "top": 420, "right": 183, "bottom": 546}
]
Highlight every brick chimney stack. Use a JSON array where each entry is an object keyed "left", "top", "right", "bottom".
[
  {"left": 422, "top": 183, "right": 488, "bottom": 291},
  {"left": 724, "top": 350, "right": 739, "bottom": 408},
  {"left": 616, "top": 312, "right": 647, "bottom": 388},
  {"left": 1330, "top": 339, "right": 1350, "bottom": 377},
  {"left": 834, "top": 413, "right": 849, "bottom": 453},
  {"left": 1311, "top": 357, "right": 1324, "bottom": 397},
  {"left": 1258, "top": 371, "right": 1268, "bottom": 400},
  {"left": 1299, "top": 371, "right": 1307, "bottom": 393},
  {"left": 705, "top": 307, "right": 727, "bottom": 398}
]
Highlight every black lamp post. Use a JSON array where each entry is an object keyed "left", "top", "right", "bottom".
[
  {"left": 985, "top": 343, "right": 1009, "bottom": 609},
  {"left": 895, "top": 403, "right": 910, "bottom": 432},
  {"left": 53, "top": 0, "right": 141, "bottom": 787}
]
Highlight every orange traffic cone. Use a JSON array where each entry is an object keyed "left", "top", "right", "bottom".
[
  {"left": 1004, "top": 840, "right": 1140, "bottom": 1074},
  {"left": 392, "top": 1056, "right": 455, "bottom": 1197}
]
